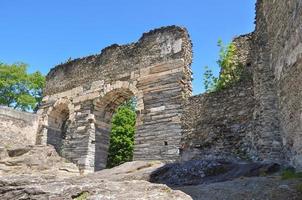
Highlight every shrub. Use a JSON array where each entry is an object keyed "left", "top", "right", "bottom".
[
  {"left": 203, "top": 40, "right": 243, "bottom": 92},
  {"left": 281, "top": 168, "right": 302, "bottom": 180},
  {"left": 297, "top": 183, "right": 302, "bottom": 193}
]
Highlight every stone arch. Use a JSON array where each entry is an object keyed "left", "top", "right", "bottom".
[
  {"left": 93, "top": 89, "right": 135, "bottom": 170},
  {"left": 45, "top": 98, "right": 74, "bottom": 154},
  {"left": 38, "top": 26, "right": 193, "bottom": 172},
  {"left": 100, "top": 80, "right": 144, "bottom": 111},
  {"left": 92, "top": 82, "right": 143, "bottom": 170}
]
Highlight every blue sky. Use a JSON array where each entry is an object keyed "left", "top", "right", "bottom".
[{"left": 0, "top": 0, "right": 256, "bottom": 94}]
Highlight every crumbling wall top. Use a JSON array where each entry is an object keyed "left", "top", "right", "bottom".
[{"left": 45, "top": 25, "right": 192, "bottom": 96}]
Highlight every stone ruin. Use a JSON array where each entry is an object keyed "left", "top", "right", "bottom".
[
  {"left": 36, "top": 26, "right": 193, "bottom": 172},
  {"left": 1, "top": 0, "right": 302, "bottom": 174}
]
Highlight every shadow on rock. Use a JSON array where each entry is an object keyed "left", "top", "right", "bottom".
[{"left": 149, "top": 159, "right": 280, "bottom": 186}]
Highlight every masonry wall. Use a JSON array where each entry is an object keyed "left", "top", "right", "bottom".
[
  {"left": 181, "top": 0, "right": 302, "bottom": 169},
  {"left": 181, "top": 80, "right": 255, "bottom": 161},
  {"left": 254, "top": 0, "right": 302, "bottom": 168},
  {"left": 181, "top": 35, "right": 257, "bottom": 161},
  {"left": 0, "top": 106, "right": 38, "bottom": 148}
]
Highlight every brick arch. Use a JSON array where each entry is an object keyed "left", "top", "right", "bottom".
[{"left": 38, "top": 26, "right": 193, "bottom": 173}]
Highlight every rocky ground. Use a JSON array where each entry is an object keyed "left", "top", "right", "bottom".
[
  {"left": 0, "top": 145, "right": 79, "bottom": 178},
  {"left": 178, "top": 177, "right": 302, "bottom": 200},
  {"left": 150, "top": 160, "right": 302, "bottom": 199},
  {"left": 0, "top": 145, "right": 301, "bottom": 200}
]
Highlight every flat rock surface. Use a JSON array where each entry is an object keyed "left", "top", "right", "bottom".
[
  {"left": 83, "top": 160, "right": 164, "bottom": 182},
  {"left": 0, "top": 145, "right": 79, "bottom": 178},
  {"left": 177, "top": 176, "right": 302, "bottom": 200},
  {"left": 0, "top": 178, "right": 191, "bottom": 200},
  {"left": 0, "top": 159, "right": 191, "bottom": 200}
]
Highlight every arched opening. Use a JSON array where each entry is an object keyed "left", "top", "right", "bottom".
[
  {"left": 47, "top": 102, "right": 70, "bottom": 155},
  {"left": 93, "top": 89, "right": 137, "bottom": 171}
]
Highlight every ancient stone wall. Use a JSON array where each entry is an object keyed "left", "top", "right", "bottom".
[
  {"left": 1, "top": 0, "right": 301, "bottom": 174},
  {"left": 181, "top": 0, "right": 302, "bottom": 170},
  {"left": 181, "top": 35, "right": 256, "bottom": 161},
  {"left": 254, "top": 0, "right": 302, "bottom": 168},
  {"left": 38, "top": 26, "right": 193, "bottom": 172},
  {"left": 0, "top": 106, "right": 38, "bottom": 148}
]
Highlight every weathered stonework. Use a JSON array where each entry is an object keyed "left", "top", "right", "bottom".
[
  {"left": 0, "top": 106, "right": 38, "bottom": 148},
  {"left": 253, "top": 0, "right": 302, "bottom": 168},
  {"left": 181, "top": 35, "right": 256, "bottom": 161},
  {"left": 180, "top": 0, "right": 302, "bottom": 170},
  {"left": 37, "top": 26, "right": 193, "bottom": 172},
  {"left": 1, "top": 0, "right": 301, "bottom": 174}
]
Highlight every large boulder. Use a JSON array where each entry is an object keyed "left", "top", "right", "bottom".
[
  {"left": 0, "top": 165, "right": 191, "bottom": 200},
  {"left": 0, "top": 145, "right": 79, "bottom": 178}
]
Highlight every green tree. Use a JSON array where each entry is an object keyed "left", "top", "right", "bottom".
[
  {"left": 107, "top": 100, "right": 136, "bottom": 168},
  {"left": 203, "top": 39, "right": 242, "bottom": 92},
  {"left": 0, "top": 62, "right": 45, "bottom": 111}
]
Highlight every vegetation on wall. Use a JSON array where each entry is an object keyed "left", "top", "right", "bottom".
[
  {"left": 203, "top": 40, "right": 243, "bottom": 92},
  {"left": 0, "top": 62, "right": 45, "bottom": 111},
  {"left": 281, "top": 168, "right": 302, "bottom": 180},
  {"left": 107, "top": 99, "right": 136, "bottom": 168}
]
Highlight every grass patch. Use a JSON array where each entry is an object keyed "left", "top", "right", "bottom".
[
  {"left": 297, "top": 183, "right": 302, "bottom": 193},
  {"left": 72, "top": 191, "right": 89, "bottom": 200},
  {"left": 281, "top": 169, "right": 302, "bottom": 180},
  {"left": 161, "top": 187, "right": 172, "bottom": 193}
]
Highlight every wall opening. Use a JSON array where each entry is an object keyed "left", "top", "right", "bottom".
[
  {"left": 47, "top": 103, "right": 70, "bottom": 155},
  {"left": 93, "top": 89, "right": 137, "bottom": 171}
]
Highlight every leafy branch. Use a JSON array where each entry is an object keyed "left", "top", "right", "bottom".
[{"left": 203, "top": 39, "right": 243, "bottom": 92}]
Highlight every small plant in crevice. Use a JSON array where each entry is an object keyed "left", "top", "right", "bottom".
[
  {"left": 203, "top": 39, "right": 243, "bottom": 93},
  {"left": 72, "top": 191, "right": 89, "bottom": 200},
  {"left": 297, "top": 183, "right": 302, "bottom": 193},
  {"left": 281, "top": 168, "right": 302, "bottom": 180}
]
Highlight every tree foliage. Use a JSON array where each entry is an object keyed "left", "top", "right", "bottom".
[
  {"left": 0, "top": 62, "right": 45, "bottom": 111},
  {"left": 203, "top": 39, "right": 243, "bottom": 92},
  {"left": 107, "top": 99, "right": 136, "bottom": 168}
]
